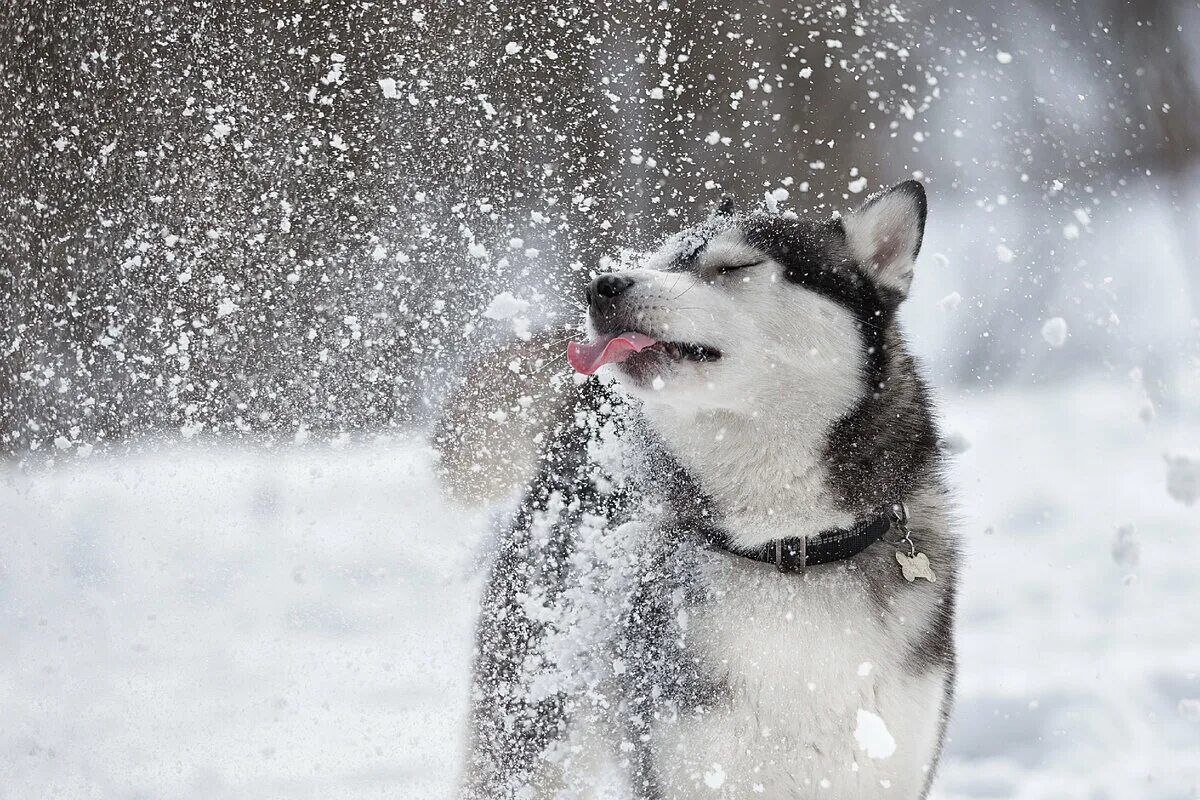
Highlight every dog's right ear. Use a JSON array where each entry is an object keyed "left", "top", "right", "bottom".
[{"left": 842, "top": 180, "right": 927, "bottom": 298}]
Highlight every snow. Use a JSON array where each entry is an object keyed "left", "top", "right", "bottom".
[
  {"left": 764, "top": 187, "right": 790, "bottom": 213},
  {"left": 938, "top": 291, "right": 962, "bottom": 312},
  {"left": 702, "top": 764, "right": 726, "bottom": 789},
  {"left": 1164, "top": 454, "right": 1199, "bottom": 506},
  {"left": 936, "top": 380, "right": 1200, "bottom": 799},
  {"left": 940, "top": 430, "right": 971, "bottom": 455},
  {"left": 481, "top": 290, "right": 529, "bottom": 321},
  {"left": 3, "top": 379, "right": 1200, "bottom": 798},
  {"left": 1111, "top": 524, "right": 1139, "bottom": 567},
  {"left": 763, "top": 187, "right": 792, "bottom": 212},
  {"left": 1041, "top": 316, "right": 1068, "bottom": 347},
  {"left": 854, "top": 709, "right": 897, "bottom": 759},
  {"left": 377, "top": 78, "right": 400, "bottom": 99},
  {"left": 2, "top": 440, "right": 485, "bottom": 800},
  {"left": 216, "top": 298, "right": 239, "bottom": 318}
]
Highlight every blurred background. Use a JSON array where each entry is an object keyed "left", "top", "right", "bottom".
[{"left": 2, "top": 1, "right": 1198, "bottom": 798}]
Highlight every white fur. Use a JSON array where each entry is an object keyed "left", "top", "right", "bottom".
[
  {"left": 645, "top": 405, "right": 855, "bottom": 549},
  {"left": 652, "top": 554, "right": 949, "bottom": 798}
]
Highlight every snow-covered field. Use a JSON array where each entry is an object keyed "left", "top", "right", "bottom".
[{"left": 2, "top": 379, "right": 1198, "bottom": 799}]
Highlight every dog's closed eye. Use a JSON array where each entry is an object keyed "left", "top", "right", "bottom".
[{"left": 717, "top": 259, "right": 765, "bottom": 275}]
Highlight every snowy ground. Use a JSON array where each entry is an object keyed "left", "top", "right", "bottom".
[{"left": 2, "top": 379, "right": 1199, "bottom": 799}]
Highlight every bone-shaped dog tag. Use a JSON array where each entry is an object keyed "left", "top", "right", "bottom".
[{"left": 895, "top": 551, "right": 936, "bottom": 583}]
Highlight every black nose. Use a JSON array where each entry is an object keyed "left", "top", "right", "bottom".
[{"left": 586, "top": 274, "right": 634, "bottom": 309}]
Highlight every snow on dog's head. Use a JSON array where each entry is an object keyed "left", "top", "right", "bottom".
[{"left": 568, "top": 181, "right": 927, "bottom": 417}]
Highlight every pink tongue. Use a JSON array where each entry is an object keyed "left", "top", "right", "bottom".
[{"left": 567, "top": 332, "right": 658, "bottom": 375}]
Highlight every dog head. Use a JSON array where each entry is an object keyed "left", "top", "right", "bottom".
[{"left": 567, "top": 181, "right": 927, "bottom": 420}]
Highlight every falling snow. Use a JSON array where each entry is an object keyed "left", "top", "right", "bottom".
[
  {"left": 3, "top": 2, "right": 1200, "bottom": 799},
  {"left": 482, "top": 291, "right": 530, "bottom": 321},
  {"left": 1041, "top": 317, "right": 1068, "bottom": 347},
  {"left": 854, "top": 709, "right": 897, "bottom": 760},
  {"left": 939, "top": 291, "right": 963, "bottom": 312},
  {"left": 1111, "top": 524, "right": 1139, "bottom": 568},
  {"left": 1165, "top": 454, "right": 1200, "bottom": 506},
  {"left": 703, "top": 764, "right": 727, "bottom": 789}
]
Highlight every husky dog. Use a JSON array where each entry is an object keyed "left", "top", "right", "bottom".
[{"left": 452, "top": 181, "right": 957, "bottom": 799}]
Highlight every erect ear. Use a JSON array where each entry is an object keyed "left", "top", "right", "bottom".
[{"left": 842, "top": 180, "right": 927, "bottom": 298}]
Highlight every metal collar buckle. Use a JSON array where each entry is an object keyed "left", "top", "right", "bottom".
[
  {"left": 774, "top": 536, "right": 806, "bottom": 573},
  {"left": 882, "top": 502, "right": 917, "bottom": 558}
]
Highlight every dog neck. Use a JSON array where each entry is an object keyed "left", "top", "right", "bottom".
[{"left": 639, "top": 399, "right": 855, "bottom": 549}]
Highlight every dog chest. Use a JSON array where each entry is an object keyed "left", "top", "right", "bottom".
[{"left": 647, "top": 552, "right": 947, "bottom": 799}]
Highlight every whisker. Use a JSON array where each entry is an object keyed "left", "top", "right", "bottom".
[
  {"left": 669, "top": 276, "right": 700, "bottom": 302},
  {"left": 536, "top": 332, "right": 582, "bottom": 348},
  {"left": 541, "top": 285, "right": 587, "bottom": 311},
  {"left": 531, "top": 353, "right": 571, "bottom": 375}
]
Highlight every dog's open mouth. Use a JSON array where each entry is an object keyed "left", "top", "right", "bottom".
[{"left": 566, "top": 332, "right": 721, "bottom": 376}]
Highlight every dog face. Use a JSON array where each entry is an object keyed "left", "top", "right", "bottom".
[{"left": 571, "top": 181, "right": 927, "bottom": 419}]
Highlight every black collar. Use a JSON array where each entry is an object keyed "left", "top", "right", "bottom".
[{"left": 706, "top": 507, "right": 902, "bottom": 573}]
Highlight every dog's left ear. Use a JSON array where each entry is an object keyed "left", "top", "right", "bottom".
[{"left": 842, "top": 180, "right": 927, "bottom": 298}]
